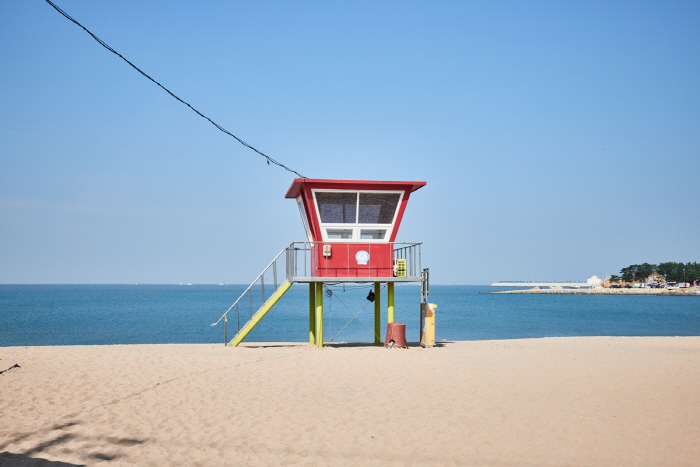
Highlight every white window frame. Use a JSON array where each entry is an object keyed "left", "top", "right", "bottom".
[
  {"left": 296, "top": 197, "right": 313, "bottom": 242},
  {"left": 312, "top": 189, "right": 404, "bottom": 242}
]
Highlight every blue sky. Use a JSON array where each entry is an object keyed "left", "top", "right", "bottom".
[{"left": 1, "top": 0, "right": 698, "bottom": 284}]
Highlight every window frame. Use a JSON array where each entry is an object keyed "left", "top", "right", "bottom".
[
  {"left": 296, "top": 197, "right": 313, "bottom": 242},
  {"left": 312, "top": 189, "right": 403, "bottom": 242}
]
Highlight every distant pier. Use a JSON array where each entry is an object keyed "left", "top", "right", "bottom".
[
  {"left": 488, "top": 287, "right": 699, "bottom": 295},
  {"left": 492, "top": 275, "right": 603, "bottom": 290}
]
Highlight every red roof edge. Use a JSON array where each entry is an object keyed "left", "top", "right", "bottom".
[{"left": 285, "top": 179, "right": 426, "bottom": 198}]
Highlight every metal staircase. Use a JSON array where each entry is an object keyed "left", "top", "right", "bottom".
[{"left": 211, "top": 247, "right": 293, "bottom": 346}]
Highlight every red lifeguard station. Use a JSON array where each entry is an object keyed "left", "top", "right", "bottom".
[{"left": 212, "top": 179, "right": 428, "bottom": 347}]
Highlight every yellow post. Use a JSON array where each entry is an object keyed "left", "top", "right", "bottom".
[
  {"left": 374, "top": 282, "right": 381, "bottom": 344},
  {"left": 420, "top": 303, "right": 437, "bottom": 347},
  {"left": 387, "top": 282, "right": 395, "bottom": 324},
  {"left": 315, "top": 282, "right": 324, "bottom": 348},
  {"left": 309, "top": 282, "right": 316, "bottom": 345}
]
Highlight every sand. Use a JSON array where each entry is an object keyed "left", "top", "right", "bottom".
[{"left": 1, "top": 337, "right": 699, "bottom": 466}]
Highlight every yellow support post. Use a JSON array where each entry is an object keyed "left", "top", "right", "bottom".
[
  {"left": 230, "top": 281, "right": 293, "bottom": 347},
  {"left": 315, "top": 282, "right": 324, "bottom": 348},
  {"left": 374, "top": 282, "right": 381, "bottom": 344},
  {"left": 387, "top": 282, "right": 395, "bottom": 324},
  {"left": 309, "top": 282, "right": 316, "bottom": 345}
]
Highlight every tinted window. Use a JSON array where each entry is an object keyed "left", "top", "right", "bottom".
[
  {"left": 360, "top": 229, "right": 386, "bottom": 239},
  {"left": 327, "top": 229, "right": 353, "bottom": 239},
  {"left": 316, "top": 192, "right": 357, "bottom": 223},
  {"left": 358, "top": 193, "right": 400, "bottom": 224}
]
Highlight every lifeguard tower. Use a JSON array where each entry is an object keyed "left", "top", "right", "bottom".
[{"left": 212, "top": 179, "right": 429, "bottom": 347}]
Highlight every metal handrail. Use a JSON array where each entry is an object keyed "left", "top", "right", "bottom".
[
  {"left": 393, "top": 243, "right": 422, "bottom": 278},
  {"left": 210, "top": 247, "right": 288, "bottom": 328},
  {"left": 286, "top": 241, "right": 422, "bottom": 280}
]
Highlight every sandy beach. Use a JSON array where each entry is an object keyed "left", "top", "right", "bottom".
[{"left": 1, "top": 337, "right": 699, "bottom": 466}]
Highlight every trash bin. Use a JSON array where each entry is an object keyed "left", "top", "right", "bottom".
[
  {"left": 420, "top": 303, "right": 437, "bottom": 347},
  {"left": 384, "top": 322, "right": 407, "bottom": 348}
]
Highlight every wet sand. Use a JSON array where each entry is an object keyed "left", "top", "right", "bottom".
[{"left": 2, "top": 337, "right": 699, "bottom": 466}]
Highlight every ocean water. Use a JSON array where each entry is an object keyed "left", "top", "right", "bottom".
[{"left": 0, "top": 284, "right": 698, "bottom": 347}]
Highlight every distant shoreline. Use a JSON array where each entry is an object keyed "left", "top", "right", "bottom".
[{"left": 487, "top": 287, "right": 700, "bottom": 295}]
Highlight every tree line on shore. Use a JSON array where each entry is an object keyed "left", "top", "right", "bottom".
[{"left": 609, "top": 262, "right": 700, "bottom": 284}]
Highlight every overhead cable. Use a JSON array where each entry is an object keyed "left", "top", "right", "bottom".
[{"left": 45, "top": 0, "right": 307, "bottom": 179}]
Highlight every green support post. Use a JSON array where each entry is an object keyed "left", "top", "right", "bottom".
[
  {"left": 387, "top": 282, "right": 395, "bottom": 324},
  {"left": 315, "top": 282, "right": 324, "bottom": 348},
  {"left": 374, "top": 282, "right": 381, "bottom": 344},
  {"left": 309, "top": 282, "right": 316, "bottom": 345}
]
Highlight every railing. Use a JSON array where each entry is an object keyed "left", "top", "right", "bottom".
[
  {"left": 210, "top": 247, "right": 288, "bottom": 344},
  {"left": 393, "top": 243, "right": 422, "bottom": 279},
  {"left": 286, "top": 242, "right": 422, "bottom": 280},
  {"left": 286, "top": 243, "right": 311, "bottom": 281}
]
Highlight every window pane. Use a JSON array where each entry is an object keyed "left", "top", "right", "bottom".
[
  {"left": 360, "top": 229, "right": 386, "bottom": 239},
  {"left": 326, "top": 229, "right": 353, "bottom": 239},
  {"left": 358, "top": 193, "right": 400, "bottom": 224},
  {"left": 316, "top": 192, "right": 357, "bottom": 223}
]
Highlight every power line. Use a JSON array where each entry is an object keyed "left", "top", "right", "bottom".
[{"left": 45, "top": 0, "right": 307, "bottom": 179}]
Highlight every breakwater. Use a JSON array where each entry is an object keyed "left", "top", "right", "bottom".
[{"left": 489, "top": 287, "right": 700, "bottom": 295}]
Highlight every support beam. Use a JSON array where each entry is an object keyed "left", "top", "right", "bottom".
[
  {"left": 387, "top": 282, "right": 395, "bottom": 324},
  {"left": 309, "top": 282, "right": 316, "bottom": 345},
  {"left": 230, "top": 281, "right": 293, "bottom": 347},
  {"left": 315, "top": 282, "right": 324, "bottom": 348},
  {"left": 374, "top": 282, "right": 381, "bottom": 344}
]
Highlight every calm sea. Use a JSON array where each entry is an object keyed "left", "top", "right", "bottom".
[{"left": 1, "top": 284, "right": 698, "bottom": 347}]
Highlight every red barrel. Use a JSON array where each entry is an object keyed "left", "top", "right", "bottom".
[{"left": 384, "top": 323, "right": 407, "bottom": 348}]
